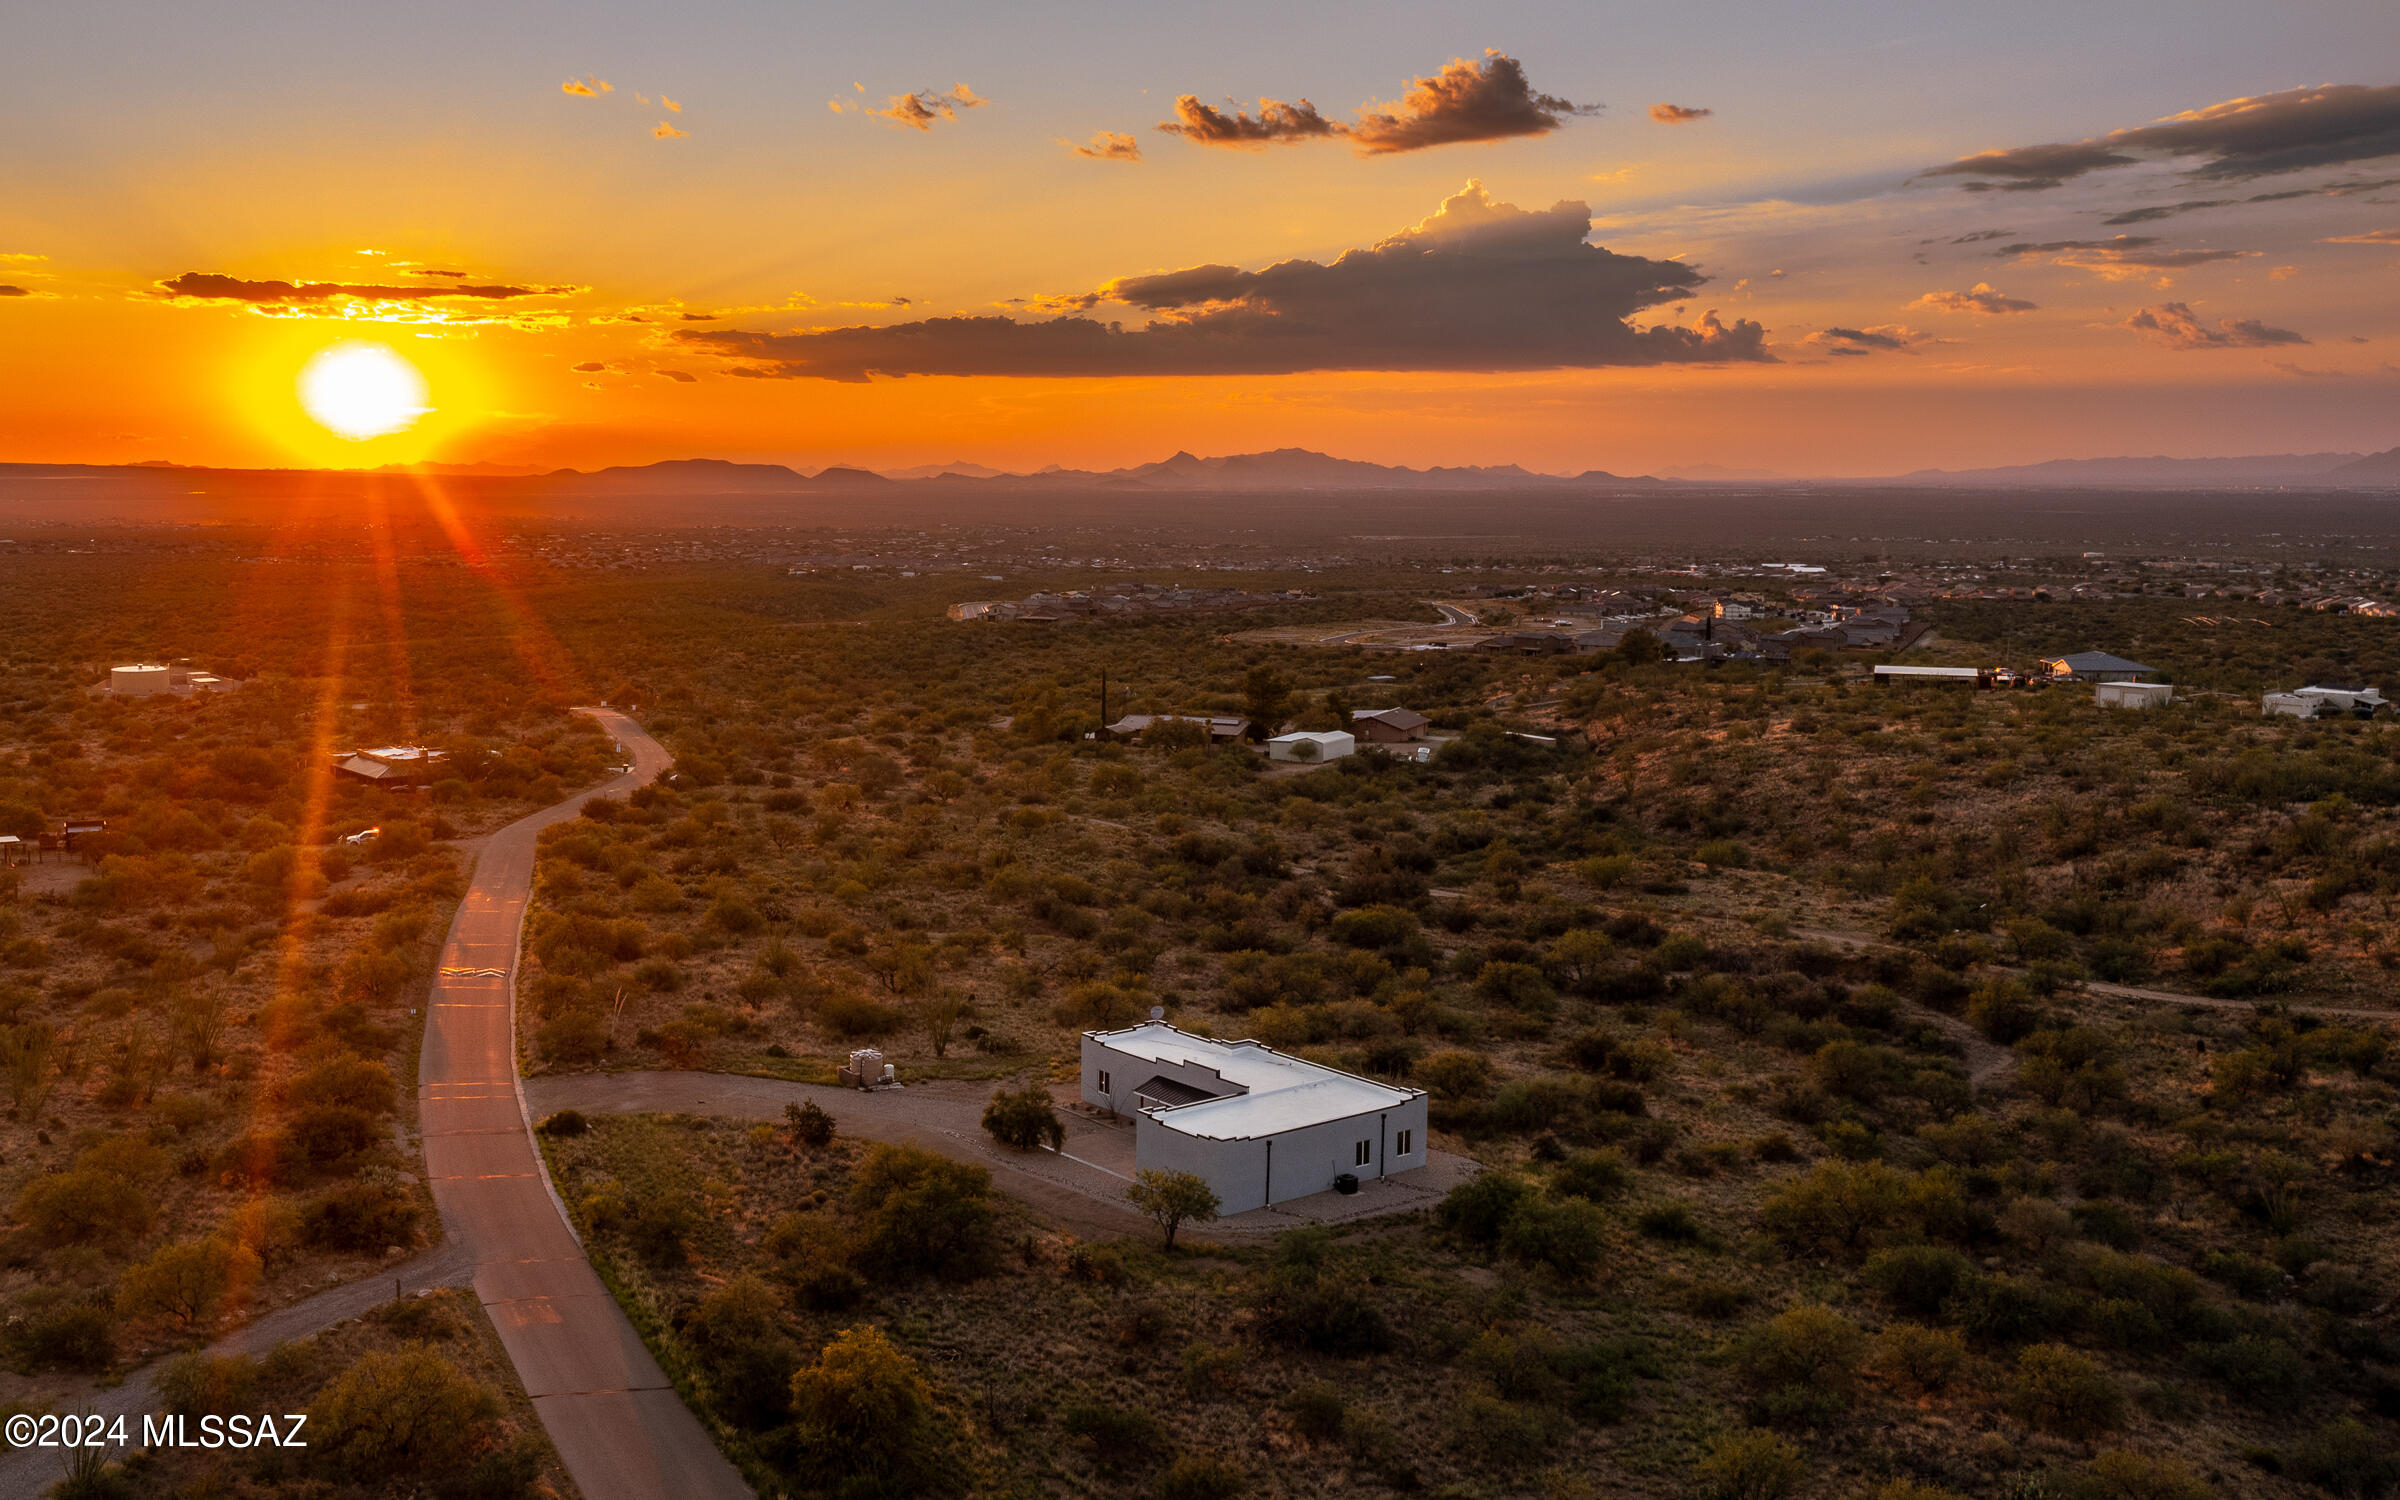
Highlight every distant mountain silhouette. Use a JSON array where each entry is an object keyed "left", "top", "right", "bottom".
[{"left": 2330, "top": 445, "right": 2400, "bottom": 478}]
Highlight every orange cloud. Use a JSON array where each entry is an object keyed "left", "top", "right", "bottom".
[
  {"left": 1070, "top": 131, "right": 1143, "bottom": 162},
  {"left": 662, "top": 96, "right": 682, "bottom": 113},
  {"left": 1649, "top": 103, "right": 1712, "bottom": 124},
  {"left": 561, "top": 76, "right": 612, "bottom": 97},
  {"left": 2120, "top": 301, "right": 2307, "bottom": 349},
  {"left": 1910, "top": 283, "right": 2038, "bottom": 315},
  {"left": 1158, "top": 51, "right": 1596, "bottom": 156},
  {"left": 653, "top": 121, "right": 688, "bottom": 139},
  {"left": 868, "top": 84, "right": 985, "bottom": 130}
]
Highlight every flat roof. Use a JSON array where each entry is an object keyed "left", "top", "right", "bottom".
[
  {"left": 1874, "top": 665, "right": 1981, "bottom": 678},
  {"left": 1088, "top": 1022, "right": 1418, "bottom": 1140}
]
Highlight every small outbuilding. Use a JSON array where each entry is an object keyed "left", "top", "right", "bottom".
[
  {"left": 2095, "top": 681, "right": 2173, "bottom": 710},
  {"left": 2263, "top": 684, "right": 2388, "bottom": 719},
  {"left": 1265, "top": 730, "right": 1354, "bottom": 763},
  {"left": 1873, "top": 665, "right": 1990, "bottom": 688},
  {"left": 1349, "top": 707, "right": 1430, "bottom": 744},
  {"left": 2042, "top": 651, "right": 2159, "bottom": 683},
  {"left": 334, "top": 745, "right": 447, "bottom": 785},
  {"left": 1081, "top": 1022, "right": 1428, "bottom": 1213}
]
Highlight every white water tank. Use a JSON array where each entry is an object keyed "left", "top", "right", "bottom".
[{"left": 110, "top": 664, "right": 170, "bottom": 696}]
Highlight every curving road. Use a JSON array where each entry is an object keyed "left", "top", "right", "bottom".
[{"left": 419, "top": 708, "right": 750, "bottom": 1500}]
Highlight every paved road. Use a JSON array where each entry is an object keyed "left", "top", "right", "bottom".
[
  {"left": 524, "top": 1070, "right": 1479, "bottom": 1239},
  {"left": 420, "top": 709, "right": 750, "bottom": 1500}
]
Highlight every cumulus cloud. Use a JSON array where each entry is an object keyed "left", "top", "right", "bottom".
[
  {"left": 676, "top": 181, "right": 1767, "bottom": 382},
  {"left": 2327, "top": 226, "right": 2400, "bottom": 242},
  {"left": 157, "top": 272, "right": 558, "bottom": 303},
  {"left": 561, "top": 76, "right": 612, "bottom": 97},
  {"left": 653, "top": 120, "right": 688, "bottom": 139},
  {"left": 1346, "top": 51, "right": 1599, "bottom": 154},
  {"left": 2120, "top": 301, "right": 2309, "bottom": 349},
  {"left": 1157, "top": 51, "right": 1595, "bottom": 155},
  {"left": 1910, "top": 283, "right": 2038, "bottom": 315},
  {"left": 1649, "top": 103, "right": 1712, "bottom": 124},
  {"left": 1924, "top": 82, "right": 2400, "bottom": 191},
  {"left": 868, "top": 84, "right": 985, "bottom": 131},
  {"left": 1070, "top": 130, "right": 1144, "bottom": 162},
  {"left": 1804, "top": 325, "right": 1933, "bottom": 355}
]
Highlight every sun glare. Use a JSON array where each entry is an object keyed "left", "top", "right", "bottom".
[{"left": 298, "top": 342, "right": 429, "bottom": 440}]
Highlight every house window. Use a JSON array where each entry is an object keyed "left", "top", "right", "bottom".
[
  {"left": 1354, "top": 1140, "right": 1372, "bottom": 1167},
  {"left": 1097, "top": 1070, "right": 1111, "bottom": 1095},
  {"left": 1395, "top": 1129, "right": 1414, "bottom": 1156}
]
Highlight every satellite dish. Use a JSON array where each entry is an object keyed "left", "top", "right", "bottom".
[{"left": 1148, "top": 1006, "right": 1165, "bottom": 1022}]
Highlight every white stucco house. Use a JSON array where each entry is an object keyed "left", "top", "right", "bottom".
[{"left": 1080, "top": 1022, "right": 1428, "bottom": 1213}]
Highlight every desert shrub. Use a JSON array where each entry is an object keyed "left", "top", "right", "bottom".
[
  {"left": 2283, "top": 1417, "right": 2400, "bottom": 1498},
  {"left": 286, "top": 1054, "right": 396, "bottom": 1115},
  {"left": 1435, "top": 1172, "right": 1533, "bottom": 1245},
  {"left": 785, "top": 1099, "right": 835, "bottom": 1148},
  {"left": 1864, "top": 1245, "right": 1977, "bottom": 1317},
  {"left": 1868, "top": 1322, "right": 1968, "bottom": 1395},
  {"left": 1280, "top": 1380, "right": 1347, "bottom": 1442},
  {"left": 1155, "top": 1455, "right": 1246, "bottom": 1500},
  {"left": 1062, "top": 1402, "right": 1167, "bottom": 1473},
  {"left": 2068, "top": 1449, "right": 2214, "bottom": 1500},
  {"left": 301, "top": 1182, "right": 420, "bottom": 1252},
  {"left": 764, "top": 1213, "right": 865, "bottom": 1311},
  {"left": 11, "top": 1297, "right": 116, "bottom": 1371},
  {"left": 2007, "top": 1343, "right": 2124, "bottom": 1438},
  {"left": 17, "top": 1167, "right": 152, "bottom": 1246},
  {"left": 816, "top": 993, "right": 903, "bottom": 1039},
  {"left": 625, "top": 1193, "right": 701, "bottom": 1269},
  {"left": 1760, "top": 1161, "right": 1964, "bottom": 1258},
  {"left": 1127, "top": 1169, "right": 1221, "bottom": 1249},
  {"left": 1636, "top": 1202, "right": 1709, "bottom": 1244},
  {"left": 535, "top": 1109, "right": 589, "bottom": 1137},
  {"left": 287, "top": 1103, "right": 382, "bottom": 1165},
  {"left": 117, "top": 1238, "right": 260, "bottom": 1329},
  {"left": 1417, "top": 1049, "right": 1494, "bottom": 1100},
  {"left": 787, "top": 1326, "right": 951, "bottom": 1499},
  {"left": 1180, "top": 1341, "right": 1246, "bottom": 1399},
  {"left": 311, "top": 1346, "right": 501, "bottom": 1479},
  {"left": 1733, "top": 1304, "right": 1866, "bottom": 1426},
  {"left": 1695, "top": 1428, "right": 1806, "bottom": 1500},
  {"left": 538, "top": 1012, "right": 608, "bottom": 1064},
  {"left": 1550, "top": 1148, "right": 1631, "bottom": 1201},
  {"left": 157, "top": 1352, "right": 259, "bottom": 1417},
  {"left": 684, "top": 1275, "right": 800, "bottom": 1431},
  {"left": 849, "top": 1144, "right": 995, "bottom": 1281},
  {"left": 1498, "top": 1195, "right": 1607, "bottom": 1279},
  {"left": 2192, "top": 1334, "right": 2311, "bottom": 1412},
  {"left": 1053, "top": 981, "right": 1142, "bottom": 1030},
  {"left": 1448, "top": 1390, "right": 1559, "bottom": 1467},
  {"left": 981, "top": 1085, "right": 1065, "bottom": 1151},
  {"left": 1254, "top": 1230, "right": 1395, "bottom": 1355}
]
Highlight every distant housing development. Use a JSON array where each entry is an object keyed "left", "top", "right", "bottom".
[
  {"left": 952, "top": 581, "right": 1314, "bottom": 622},
  {"left": 107, "top": 662, "right": 229, "bottom": 696},
  {"left": 1080, "top": 1022, "right": 1428, "bottom": 1213}
]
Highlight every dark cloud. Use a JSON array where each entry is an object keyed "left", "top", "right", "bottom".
[
  {"left": 572, "top": 361, "right": 608, "bottom": 372},
  {"left": 1071, "top": 130, "right": 1144, "bottom": 162},
  {"left": 656, "top": 369, "right": 699, "bottom": 383},
  {"left": 678, "top": 311, "right": 718, "bottom": 320},
  {"left": 157, "top": 272, "right": 556, "bottom": 304},
  {"left": 1924, "top": 83, "right": 2400, "bottom": 191},
  {"left": 2100, "top": 199, "right": 2234, "bottom": 225},
  {"left": 677, "top": 182, "right": 1767, "bottom": 382},
  {"left": 1156, "top": 95, "right": 1338, "bottom": 148},
  {"left": 0, "top": 285, "right": 26, "bottom": 297},
  {"left": 1157, "top": 51, "right": 1595, "bottom": 155},
  {"left": 2121, "top": 301, "right": 2308, "bottom": 349},
  {"left": 1910, "top": 284, "right": 2038, "bottom": 314},
  {"left": 868, "top": 84, "right": 985, "bottom": 131},
  {"left": 1991, "top": 235, "right": 2252, "bottom": 280},
  {"left": 1804, "top": 325, "right": 1932, "bottom": 354},
  {"left": 414, "top": 269, "right": 471, "bottom": 278},
  {"left": 1649, "top": 103, "right": 1712, "bottom": 124},
  {"left": 1950, "top": 228, "right": 2016, "bottom": 243}
]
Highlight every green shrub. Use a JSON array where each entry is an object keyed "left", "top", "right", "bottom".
[
  {"left": 1279, "top": 1381, "right": 1346, "bottom": 1442},
  {"left": 787, "top": 1327, "right": 951, "bottom": 1498},
  {"left": 1868, "top": 1323, "right": 1967, "bottom": 1395},
  {"left": 2067, "top": 1449, "right": 2213, "bottom": 1500},
  {"left": 1733, "top": 1305, "right": 1865, "bottom": 1426},
  {"left": 2007, "top": 1343, "right": 2124, "bottom": 1438},
  {"left": 1498, "top": 1195, "right": 1607, "bottom": 1279},
  {"left": 817, "top": 992, "right": 903, "bottom": 1039},
  {"left": 310, "top": 1346, "right": 501, "bottom": 1479},
  {"left": 1864, "top": 1245, "right": 1976, "bottom": 1317},
  {"left": 535, "top": 1109, "right": 589, "bottom": 1137},
  {"left": 981, "top": 1085, "right": 1065, "bottom": 1152},
  {"left": 1435, "top": 1172, "right": 1533, "bottom": 1245},
  {"left": 1061, "top": 1402, "right": 1166, "bottom": 1474},
  {"left": 1695, "top": 1428, "right": 1806, "bottom": 1500},
  {"left": 1550, "top": 1149, "right": 1631, "bottom": 1201},
  {"left": 2284, "top": 1417, "right": 2400, "bottom": 1498},
  {"left": 849, "top": 1144, "right": 995, "bottom": 1281},
  {"left": 1447, "top": 1391, "right": 1558, "bottom": 1467},
  {"left": 1154, "top": 1454, "right": 1247, "bottom": 1500},
  {"left": 117, "top": 1238, "right": 260, "bottom": 1328},
  {"left": 785, "top": 1099, "right": 835, "bottom": 1148}
]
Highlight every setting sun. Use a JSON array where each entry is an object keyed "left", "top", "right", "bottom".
[{"left": 298, "top": 341, "right": 428, "bottom": 440}]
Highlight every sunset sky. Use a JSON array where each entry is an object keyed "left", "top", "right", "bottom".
[{"left": 5, "top": 1, "right": 2398, "bottom": 476}]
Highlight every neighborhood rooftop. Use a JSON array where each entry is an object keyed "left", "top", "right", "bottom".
[{"left": 1087, "top": 1021, "right": 1418, "bottom": 1141}]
